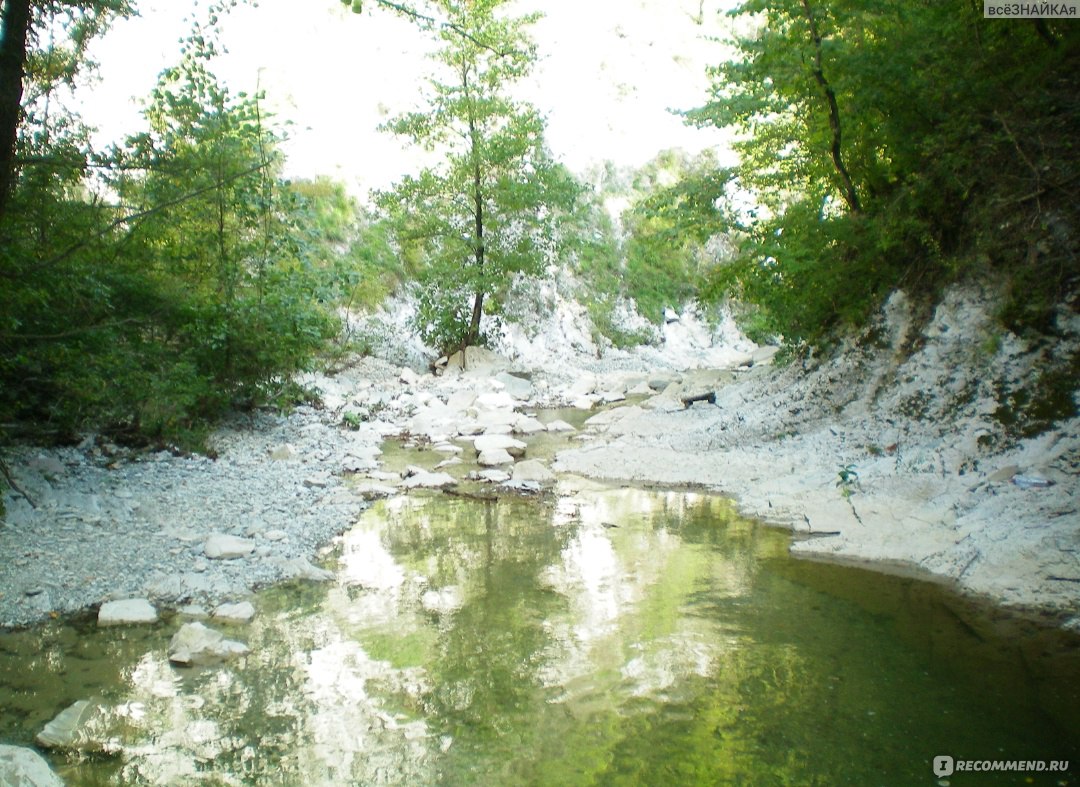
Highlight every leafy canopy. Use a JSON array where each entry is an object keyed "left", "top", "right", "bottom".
[{"left": 375, "top": 0, "right": 577, "bottom": 355}]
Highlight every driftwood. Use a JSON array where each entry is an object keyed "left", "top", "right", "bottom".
[
  {"left": 0, "top": 457, "right": 35, "bottom": 508},
  {"left": 680, "top": 391, "right": 716, "bottom": 408}
]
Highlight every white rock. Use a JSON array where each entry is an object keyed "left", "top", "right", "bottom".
[
  {"left": 342, "top": 455, "right": 377, "bottom": 473},
  {"left": 177, "top": 604, "right": 209, "bottom": 619},
  {"left": 477, "top": 448, "right": 514, "bottom": 466},
  {"left": 265, "top": 529, "right": 288, "bottom": 542},
  {"left": 402, "top": 470, "right": 456, "bottom": 489},
  {"left": 352, "top": 479, "right": 399, "bottom": 499},
  {"left": 399, "top": 367, "right": 420, "bottom": 385},
  {"left": 473, "top": 469, "right": 511, "bottom": 483},
  {"left": 494, "top": 372, "right": 533, "bottom": 400},
  {"left": 268, "top": 444, "right": 295, "bottom": 461},
  {"left": 34, "top": 701, "right": 110, "bottom": 751},
  {"left": 168, "top": 622, "right": 249, "bottom": 666},
  {"left": 98, "top": 598, "right": 157, "bottom": 626},
  {"left": 476, "top": 391, "right": 517, "bottom": 410},
  {"left": 432, "top": 443, "right": 463, "bottom": 454},
  {"left": 546, "top": 420, "right": 576, "bottom": 433},
  {"left": 279, "top": 557, "right": 335, "bottom": 582},
  {"left": 512, "top": 416, "right": 546, "bottom": 435},
  {"left": 212, "top": 601, "right": 256, "bottom": 624},
  {"left": 510, "top": 459, "right": 556, "bottom": 484},
  {"left": 473, "top": 434, "right": 526, "bottom": 457},
  {"left": 571, "top": 394, "right": 601, "bottom": 410},
  {"left": 203, "top": 534, "right": 256, "bottom": 560},
  {"left": 0, "top": 744, "right": 65, "bottom": 786},
  {"left": 568, "top": 374, "right": 597, "bottom": 397},
  {"left": 446, "top": 390, "right": 478, "bottom": 411}
]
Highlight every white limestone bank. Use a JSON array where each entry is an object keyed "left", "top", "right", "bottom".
[{"left": 555, "top": 289, "right": 1080, "bottom": 622}]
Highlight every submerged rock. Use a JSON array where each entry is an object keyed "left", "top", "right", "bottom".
[
  {"left": 168, "top": 622, "right": 249, "bottom": 667},
  {"left": 97, "top": 598, "right": 158, "bottom": 626},
  {"left": 35, "top": 700, "right": 113, "bottom": 752},
  {"left": 0, "top": 744, "right": 64, "bottom": 786}
]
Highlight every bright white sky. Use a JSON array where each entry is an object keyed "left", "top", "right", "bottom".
[{"left": 83, "top": 0, "right": 737, "bottom": 199}]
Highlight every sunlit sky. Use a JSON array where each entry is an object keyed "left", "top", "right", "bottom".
[{"left": 83, "top": 0, "right": 737, "bottom": 199}]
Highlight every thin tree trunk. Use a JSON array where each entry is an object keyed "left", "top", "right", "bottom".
[
  {"left": 0, "top": 0, "right": 32, "bottom": 221},
  {"left": 465, "top": 65, "right": 485, "bottom": 348},
  {"left": 799, "top": 0, "right": 861, "bottom": 215}
]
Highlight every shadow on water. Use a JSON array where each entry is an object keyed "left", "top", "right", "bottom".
[{"left": 1, "top": 484, "right": 1078, "bottom": 785}]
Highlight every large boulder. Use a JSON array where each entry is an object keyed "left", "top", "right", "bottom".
[
  {"left": 98, "top": 598, "right": 158, "bottom": 626},
  {"left": 168, "top": 622, "right": 250, "bottom": 667},
  {"left": 0, "top": 744, "right": 64, "bottom": 786}
]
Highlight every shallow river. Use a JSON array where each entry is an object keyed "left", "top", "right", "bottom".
[{"left": 2, "top": 480, "right": 1079, "bottom": 785}]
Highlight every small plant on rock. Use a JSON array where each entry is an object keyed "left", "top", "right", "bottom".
[{"left": 836, "top": 464, "right": 860, "bottom": 499}]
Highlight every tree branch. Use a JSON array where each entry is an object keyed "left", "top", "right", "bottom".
[
  {"left": 799, "top": 0, "right": 861, "bottom": 215},
  {"left": 366, "top": 0, "right": 517, "bottom": 57},
  {"left": 2, "top": 159, "right": 271, "bottom": 277}
]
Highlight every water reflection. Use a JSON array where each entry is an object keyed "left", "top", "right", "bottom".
[{"left": 1, "top": 485, "right": 1078, "bottom": 785}]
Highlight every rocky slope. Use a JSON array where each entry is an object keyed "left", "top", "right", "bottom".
[{"left": 556, "top": 287, "right": 1080, "bottom": 622}]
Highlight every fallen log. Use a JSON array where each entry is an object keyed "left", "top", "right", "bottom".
[{"left": 681, "top": 391, "right": 716, "bottom": 408}]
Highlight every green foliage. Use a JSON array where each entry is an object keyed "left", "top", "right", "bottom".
[
  {"left": 375, "top": 0, "right": 578, "bottom": 355},
  {"left": 687, "top": 0, "right": 1079, "bottom": 348},
  {"left": 567, "top": 150, "right": 730, "bottom": 331},
  {"left": 288, "top": 177, "right": 405, "bottom": 313},
  {"left": 0, "top": 6, "right": 344, "bottom": 450},
  {"left": 836, "top": 463, "right": 859, "bottom": 499}
]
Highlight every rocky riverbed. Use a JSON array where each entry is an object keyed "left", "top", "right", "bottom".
[{"left": 2, "top": 286, "right": 1079, "bottom": 632}]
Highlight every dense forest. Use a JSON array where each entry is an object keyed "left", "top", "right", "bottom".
[{"left": 0, "top": 0, "right": 1077, "bottom": 456}]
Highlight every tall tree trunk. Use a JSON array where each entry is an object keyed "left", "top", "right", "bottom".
[
  {"left": 799, "top": 0, "right": 861, "bottom": 215},
  {"left": 0, "top": 0, "right": 32, "bottom": 222},
  {"left": 465, "top": 80, "right": 485, "bottom": 349}
]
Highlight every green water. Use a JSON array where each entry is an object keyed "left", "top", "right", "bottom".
[{"left": 1, "top": 483, "right": 1078, "bottom": 785}]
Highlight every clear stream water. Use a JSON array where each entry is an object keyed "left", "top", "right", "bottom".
[{"left": 1, "top": 451, "right": 1078, "bottom": 784}]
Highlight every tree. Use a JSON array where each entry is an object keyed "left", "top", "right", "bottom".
[
  {"left": 0, "top": 3, "right": 341, "bottom": 447},
  {"left": 375, "top": 0, "right": 577, "bottom": 354},
  {"left": 685, "top": 0, "right": 1079, "bottom": 346},
  {"left": 0, "top": 0, "right": 131, "bottom": 221}
]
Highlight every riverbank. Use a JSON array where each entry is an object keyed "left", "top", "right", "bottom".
[
  {"left": 556, "top": 288, "right": 1080, "bottom": 622},
  {"left": 1, "top": 286, "right": 1077, "bottom": 629}
]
